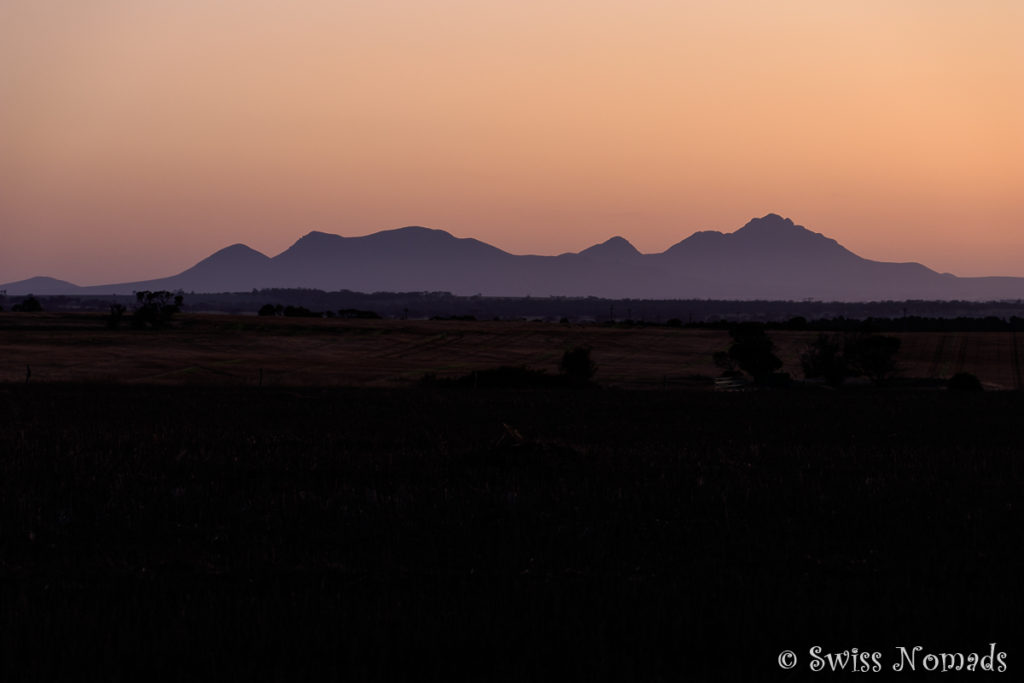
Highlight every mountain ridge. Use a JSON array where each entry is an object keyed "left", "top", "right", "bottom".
[{"left": 4, "top": 215, "right": 1023, "bottom": 301}]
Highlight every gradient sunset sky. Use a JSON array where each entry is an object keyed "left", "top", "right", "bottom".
[{"left": 3, "top": 0, "right": 1022, "bottom": 285}]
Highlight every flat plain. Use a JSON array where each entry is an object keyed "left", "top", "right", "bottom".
[
  {"left": 3, "top": 312, "right": 1024, "bottom": 681},
  {"left": 2, "top": 313, "right": 1023, "bottom": 389}
]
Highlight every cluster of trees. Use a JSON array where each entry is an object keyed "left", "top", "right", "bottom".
[
  {"left": 7, "top": 296, "right": 43, "bottom": 312},
  {"left": 257, "top": 304, "right": 381, "bottom": 319},
  {"left": 714, "top": 323, "right": 903, "bottom": 387},
  {"left": 800, "top": 332, "right": 902, "bottom": 386},
  {"left": 698, "top": 315, "right": 1024, "bottom": 333},
  {"left": 107, "top": 291, "right": 184, "bottom": 329}
]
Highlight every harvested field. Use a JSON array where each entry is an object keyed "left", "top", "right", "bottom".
[{"left": 2, "top": 313, "right": 1023, "bottom": 389}]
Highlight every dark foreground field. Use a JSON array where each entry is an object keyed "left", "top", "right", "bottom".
[{"left": 3, "top": 383, "right": 1024, "bottom": 681}]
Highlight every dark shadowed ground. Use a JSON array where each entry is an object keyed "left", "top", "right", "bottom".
[{"left": 2, "top": 382, "right": 1022, "bottom": 681}]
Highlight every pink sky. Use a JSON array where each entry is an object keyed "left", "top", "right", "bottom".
[{"left": 2, "top": 0, "right": 1022, "bottom": 285}]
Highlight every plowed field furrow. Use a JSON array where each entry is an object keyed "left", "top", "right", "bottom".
[
  {"left": 955, "top": 335, "right": 968, "bottom": 375},
  {"left": 371, "top": 332, "right": 468, "bottom": 359},
  {"left": 1013, "top": 331, "right": 1023, "bottom": 390},
  {"left": 928, "top": 336, "right": 949, "bottom": 378}
]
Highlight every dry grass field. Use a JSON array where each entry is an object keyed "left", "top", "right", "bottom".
[
  {"left": 4, "top": 312, "right": 1024, "bottom": 680},
  {"left": 3, "top": 312, "right": 1023, "bottom": 389}
]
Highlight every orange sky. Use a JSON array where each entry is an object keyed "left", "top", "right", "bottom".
[{"left": 2, "top": 0, "right": 1022, "bottom": 285}]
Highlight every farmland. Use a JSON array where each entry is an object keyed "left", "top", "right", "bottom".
[
  {"left": 3, "top": 313, "right": 1024, "bottom": 680},
  {"left": 2, "top": 312, "right": 1023, "bottom": 388}
]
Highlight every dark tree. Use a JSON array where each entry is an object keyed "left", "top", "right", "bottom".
[
  {"left": 283, "top": 305, "right": 319, "bottom": 317},
  {"left": 560, "top": 345, "right": 597, "bottom": 385},
  {"left": 845, "top": 334, "right": 901, "bottom": 385},
  {"left": 132, "top": 291, "right": 184, "bottom": 329},
  {"left": 107, "top": 303, "right": 127, "bottom": 330},
  {"left": 258, "top": 304, "right": 280, "bottom": 317},
  {"left": 12, "top": 296, "right": 43, "bottom": 313},
  {"left": 338, "top": 309, "right": 382, "bottom": 319},
  {"left": 948, "top": 372, "right": 983, "bottom": 392},
  {"left": 712, "top": 351, "right": 738, "bottom": 375},
  {"left": 725, "top": 323, "right": 782, "bottom": 383},
  {"left": 800, "top": 333, "right": 849, "bottom": 386}
]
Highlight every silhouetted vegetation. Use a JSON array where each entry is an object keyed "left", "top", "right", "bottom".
[
  {"left": 721, "top": 323, "right": 783, "bottom": 384},
  {"left": 948, "top": 372, "right": 984, "bottom": 392},
  {"left": 283, "top": 305, "right": 320, "bottom": 317},
  {"left": 19, "top": 289, "right": 1024, "bottom": 327},
  {"left": 800, "top": 333, "right": 849, "bottom": 386},
  {"left": 257, "top": 303, "right": 381, "bottom": 319},
  {"left": 11, "top": 295, "right": 43, "bottom": 312},
  {"left": 131, "top": 290, "right": 183, "bottom": 329},
  {"left": 337, "top": 308, "right": 381, "bottom": 319},
  {"left": 106, "top": 303, "right": 127, "bottom": 329},
  {"left": 845, "top": 333, "right": 902, "bottom": 385},
  {"left": 799, "top": 332, "right": 903, "bottom": 386},
  {"left": 559, "top": 345, "right": 597, "bottom": 385}
]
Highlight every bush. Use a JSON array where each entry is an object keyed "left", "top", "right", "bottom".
[
  {"left": 560, "top": 346, "right": 597, "bottom": 385},
  {"left": 948, "top": 372, "right": 983, "bottom": 392},
  {"left": 258, "top": 304, "right": 280, "bottom": 317}
]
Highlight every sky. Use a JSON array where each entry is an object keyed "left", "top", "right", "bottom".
[{"left": 2, "top": 0, "right": 1022, "bottom": 285}]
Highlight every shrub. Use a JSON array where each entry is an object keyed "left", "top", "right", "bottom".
[
  {"left": 258, "top": 304, "right": 280, "bottom": 317},
  {"left": 560, "top": 346, "right": 597, "bottom": 385},
  {"left": 948, "top": 372, "right": 983, "bottom": 392}
]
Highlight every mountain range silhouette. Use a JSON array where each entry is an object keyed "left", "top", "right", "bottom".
[{"left": 5, "top": 214, "right": 1024, "bottom": 301}]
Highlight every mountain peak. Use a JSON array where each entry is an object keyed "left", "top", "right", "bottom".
[
  {"left": 579, "top": 235, "right": 641, "bottom": 258},
  {"left": 0, "top": 275, "right": 82, "bottom": 295},
  {"left": 373, "top": 226, "right": 463, "bottom": 243},
  {"left": 209, "top": 243, "right": 269, "bottom": 258},
  {"left": 192, "top": 243, "right": 270, "bottom": 267},
  {"left": 730, "top": 214, "right": 846, "bottom": 251},
  {"left": 297, "top": 229, "right": 342, "bottom": 241},
  {"left": 735, "top": 213, "right": 799, "bottom": 234}
]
